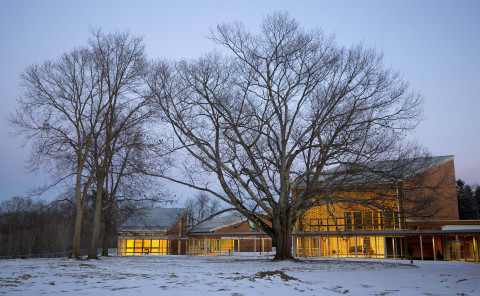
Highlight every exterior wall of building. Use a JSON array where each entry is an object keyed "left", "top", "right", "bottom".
[
  {"left": 403, "top": 159, "right": 459, "bottom": 220},
  {"left": 291, "top": 158, "right": 476, "bottom": 261},
  {"left": 117, "top": 214, "right": 189, "bottom": 255},
  {"left": 213, "top": 221, "right": 252, "bottom": 233},
  {"left": 407, "top": 220, "right": 480, "bottom": 231},
  {"left": 168, "top": 215, "right": 188, "bottom": 238}
]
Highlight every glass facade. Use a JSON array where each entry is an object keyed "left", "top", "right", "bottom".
[
  {"left": 444, "top": 235, "right": 479, "bottom": 262},
  {"left": 296, "top": 236, "right": 386, "bottom": 258},
  {"left": 299, "top": 210, "right": 402, "bottom": 232},
  {"left": 118, "top": 238, "right": 170, "bottom": 255},
  {"left": 187, "top": 238, "right": 240, "bottom": 255}
]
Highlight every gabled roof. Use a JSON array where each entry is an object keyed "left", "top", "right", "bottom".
[
  {"left": 190, "top": 212, "right": 247, "bottom": 233},
  {"left": 119, "top": 207, "right": 186, "bottom": 233},
  {"left": 301, "top": 155, "right": 454, "bottom": 187}
]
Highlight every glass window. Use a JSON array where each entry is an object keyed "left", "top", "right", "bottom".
[
  {"left": 365, "top": 212, "right": 373, "bottom": 230},
  {"left": 354, "top": 212, "right": 363, "bottom": 230},
  {"left": 345, "top": 212, "right": 353, "bottom": 231}
]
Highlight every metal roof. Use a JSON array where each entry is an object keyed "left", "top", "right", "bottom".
[
  {"left": 190, "top": 212, "right": 247, "bottom": 233},
  {"left": 118, "top": 207, "right": 186, "bottom": 233},
  {"left": 300, "top": 155, "right": 454, "bottom": 187}
]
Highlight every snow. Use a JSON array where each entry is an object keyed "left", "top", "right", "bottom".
[{"left": 1, "top": 255, "right": 479, "bottom": 295}]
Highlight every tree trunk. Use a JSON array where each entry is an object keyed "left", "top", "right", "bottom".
[
  {"left": 272, "top": 216, "right": 294, "bottom": 260},
  {"left": 72, "top": 202, "right": 84, "bottom": 259},
  {"left": 88, "top": 175, "right": 105, "bottom": 259},
  {"left": 101, "top": 219, "right": 110, "bottom": 257},
  {"left": 72, "top": 166, "right": 86, "bottom": 259}
]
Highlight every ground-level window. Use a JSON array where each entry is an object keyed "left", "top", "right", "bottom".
[
  {"left": 296, "top": 235, "right": 385, "bottom": 258},
  {"left": 118, "top": 239, "right": 170, "bottom": 255},
  {"left": 210, "top": 238, "right": 238, "bottom": 253}
]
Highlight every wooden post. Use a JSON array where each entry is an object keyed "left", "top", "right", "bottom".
[
  {"left": 204, "top": 237, "right": 207, "bottom": 256},
  {"left": 254, "top": 237, "right": 257, "bottom": 256},
  {"left": 433, "top": 236, "right": 437, "bottom": 261}
]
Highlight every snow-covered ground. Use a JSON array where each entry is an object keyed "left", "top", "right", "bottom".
[{"left": 0, "top": 255, "right": 478, "bottom": 295}]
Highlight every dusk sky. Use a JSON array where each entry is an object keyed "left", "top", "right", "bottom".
[{"left": 1, "top": 0, "right": 479, "bottom": 202}]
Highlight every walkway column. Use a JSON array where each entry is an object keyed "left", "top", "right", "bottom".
[
  {"left": 262, "top": 237, "right": 265, "bottom": 255},
  {"left": 354, "top": 236, "right": 358, "bottom": 258},
  {"left": 393, "top": 238, "right": 396, "bottom": 259},
  {"left": 254, "top": 237, "right": 257, "bottom": 256},
  {"left": 420, "top": 235, "right": 424, "bottom": 261},
  {"left": 204, "top": 237, "right": 207, "bottom": 256},
  {"left": 473, "top": 235, "right": 478, "bottom": 262},
  {"left": 433, "top": 236, "right": 437, "bottom": 261},
  {"left": 318, "top": 237, "right": 321, "bottom": 257},
  {"left": 290, "top": 236, "right": 293, "bottom": 257},
  {"left": 326, "top": 235, "right": 330, "bottom": 258},
  {"left": 220, "top": 238, "right": 222, "bottom": 256},
  {"left": 456, "top": 235, "right": 460, "bottom": 262},
  {"left": 308, "top": 236, "right": 313, "bottom": 257},
  {"left": 383, "top": 236, "right": 387, "bottom": 259},
  {"left": 336, "top": 236, "right": 340, "bottom": 257}
]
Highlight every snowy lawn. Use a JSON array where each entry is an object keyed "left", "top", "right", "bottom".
[{"left": 0, "top": 255, "right": 478, "bottom": 295}]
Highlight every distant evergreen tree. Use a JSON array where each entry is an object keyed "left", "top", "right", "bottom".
[
  {"left": 475, "top": 186, "right": 480, "bottom": 215},
  {"left": 456, "top": 179, "right": 479, "bottom": 219}
]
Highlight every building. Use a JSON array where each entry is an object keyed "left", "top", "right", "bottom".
[
  {"left": 187, "top": 212, "right": 272, "bottom": 256},
  {"left": 117, "top": 208, "right": 187, "bottom": 255},
  {"left": 293, "top": 155, "right": 480, "bottom": 262},
  {"left": 117, "top": 155, "right": 480, "bottom": 262}
]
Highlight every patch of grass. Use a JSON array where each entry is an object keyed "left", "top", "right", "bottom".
[
  {"left": 324, "top": 285, "right": 350, "bottom": 294},
  {"left": 19, "top": 274, "right": 32, "bottom": 280},
  {"left": 253, "top": 270, "right": 298, "bottom": 281}
]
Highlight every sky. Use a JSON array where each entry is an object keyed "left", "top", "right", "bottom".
[{"left": 0, "top": 0, "right": 479, "bottom": 202}]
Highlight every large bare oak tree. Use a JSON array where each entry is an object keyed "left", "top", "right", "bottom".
[{"left": 148, "top": 12, "right": 423, "bottom": 260}]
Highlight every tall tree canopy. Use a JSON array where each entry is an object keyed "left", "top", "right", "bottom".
[
  {"left": 10, "top": 30, "right": 157, "bottom": 259},
  {"left": 148, "top": 12, "right": 424, "bottom": 259}
]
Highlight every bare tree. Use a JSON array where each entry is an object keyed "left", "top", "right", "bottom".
[
  {"left": 9, "top": 29, "right": 157, "bottom": 259},
  {"left": 148, "top": 12, "right": 424, "bottom": 260},
  {"left": 84, "top": 30, "right": 152, "bottom": 259},
  {"left": 0, "top": 196, "right": 76, "bottom": 256},
  {"left": 9, "top": 45, "right": 107, "bottom": 258},
  {"left": 184, "top": 192, "right": 222, "bottom": 228},
  {"left": 99, "top": 129, "right": 166, "bottom": 256}
]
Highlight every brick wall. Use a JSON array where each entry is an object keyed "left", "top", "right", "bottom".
[{"left": 404, "top": 159, "right": 459, "bottom": 220}]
